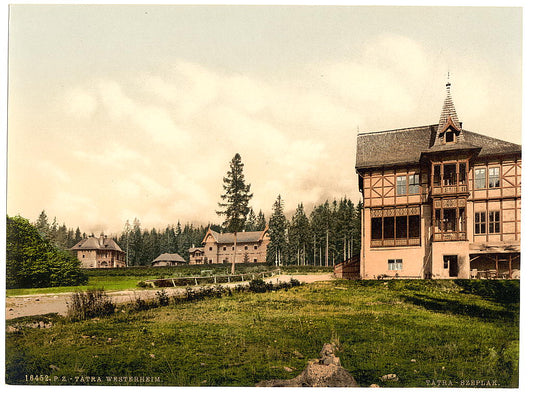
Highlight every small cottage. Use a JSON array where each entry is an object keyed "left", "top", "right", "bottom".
[{"left": 152, "top": 253, "right": 187, "bottom": 266}]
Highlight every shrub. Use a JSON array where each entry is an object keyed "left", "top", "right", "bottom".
[
  {"left": 249, "top": 278, "right": 269, "bottom": 293},
  {"left": 7, "top": 215, "right": 88, "bottom": 289},
  {"left": 133, "top": 297, "right": 151, "bottom": 311},
  {"left": 289, "top": 278, "right": 301, "bottom": 287},
  {"left": 67, "top": 289, "right": 115, "bottom": 320},
  {"left": 156, "top": 290, "right": 170, "bottom": 306}
]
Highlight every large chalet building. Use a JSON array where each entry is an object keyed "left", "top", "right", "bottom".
[
  {"left": 188, "top": 228, "right": 269, "bottom": 264},
  {"left": 71, "top": 234, "right": 126, "bottom": 268},
  {"left": 355, "top": 83, "right": 521, "bottom": 279}
]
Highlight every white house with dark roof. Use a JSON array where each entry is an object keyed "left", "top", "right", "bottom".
[
  {"left": 189, "top": 228, "right": 270, "bottom": 264},
  {"left": 356, "top": 82, "right": 521, "bottom": 279},
  {"left": 71, "top": 234, "right": 126, "bottom": 268}
]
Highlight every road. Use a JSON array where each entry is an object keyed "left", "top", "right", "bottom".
[{"left": 6, "top": 273, "right": 335, "bottom": 319}]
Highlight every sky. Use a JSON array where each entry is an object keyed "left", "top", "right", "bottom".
[{"left": 6, "top": 4, "right": 523, "bottom": 235}]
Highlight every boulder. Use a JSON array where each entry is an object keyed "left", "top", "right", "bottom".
[{"left": 256, "top": 343, "right": 358, "bottom": 387}]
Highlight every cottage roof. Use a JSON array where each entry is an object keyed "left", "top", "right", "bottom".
[
  {"left": 188, "top": 247, "right": 204, "bottom": 253},
  {"left": 203, "top": 228, "right": 268, "bottom": 244},
  {"left": 71, "top": 236, "right": 124, "bottom": 252},
  {"left": 152, "top": 253, "right": 186, "bottom": 263},
  {"left": 356, "top": 126, "right": 521, "bottom": 170}
]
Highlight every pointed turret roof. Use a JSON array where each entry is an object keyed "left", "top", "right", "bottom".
[{"left": 437, "top": 81, "right": 462, "bottom": 134}]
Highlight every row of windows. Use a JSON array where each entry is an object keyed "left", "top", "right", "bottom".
[
  {"left": 371, "top": 215, "right": 421, "bottom": 240},
  {"left": 210, "top": 245, "right": 259, "bottom": 251},
  {"left": 474, "top": 211, "right": 500, "bottom": 234},
  {"left": 391, "top": 166, "right": 503, "bottom": 195}
]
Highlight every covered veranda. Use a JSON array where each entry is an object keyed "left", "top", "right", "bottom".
[{"left": 469, "top": 247, "right": 520, "bottom": 279}]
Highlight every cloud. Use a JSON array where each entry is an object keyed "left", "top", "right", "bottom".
[
  {"left": 38, "top": 161, "right": 71, "bottom": 184},
  {"left": 64, "top": 87, "right": 98, "bottom": 118},
  {"left": 11, "top": 32, "right": 519, "bottom": 232}
]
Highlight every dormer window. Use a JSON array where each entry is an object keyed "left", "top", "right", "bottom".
[{"left": 445, "top": 130, "right": 455, "bottom": 143}]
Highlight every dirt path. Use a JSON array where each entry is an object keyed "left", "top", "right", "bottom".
[{"left": 6, "top": 273, "right": 335, "bottom": 319}]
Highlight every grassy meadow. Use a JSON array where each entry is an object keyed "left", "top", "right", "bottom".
[{"left": 5, "top": 279, "right": 519, "bottom": 387}]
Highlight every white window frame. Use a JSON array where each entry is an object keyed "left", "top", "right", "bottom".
[{"left": 387, "top": 259, "right": 403, "bottom": 271}]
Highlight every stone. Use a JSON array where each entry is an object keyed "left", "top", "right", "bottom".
[
  {"left": 293, "top": 350, "right": 304, "bottom": 359},
  {"left": 380, "top": 374, "right": 399, "bottom": 382},
  {"left": 370, "top": 384, "right": 380, "bottom": 388},
  {"left": 320, "top": 343, "right": 336, "bottom": 357},
  {"left": 257, "top": 343, "right": 358, "bottom": 387},
  {"left": 321, "top": 355, "right": 340, "bottom": 366},
  {"left": 284, "top": 367, "right": 293, "bottom": 372}
]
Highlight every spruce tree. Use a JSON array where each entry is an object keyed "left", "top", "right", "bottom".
[
  {"left": 267, "top": 195, "right": 288, "bottom": 266},
  {"left": 34, "top": 210, "right": 50, "bottom": 239},
  {"left": 256, "top": 210, "right": 267, "bottom": 230},
  {"left": 245, "top": 208, "right": 257, "bottom": 231},
  {"left": 216, "top": 153, "right": 253, "bottom": 274},
  {"left": 288, "top": 203, "right": 311, "bottom": 265}
]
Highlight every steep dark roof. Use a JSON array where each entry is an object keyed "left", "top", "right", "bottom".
[
  {"left": 71, "top": 236, "right": 124, "bottom": 252},
  {"left": 462, "top": 130, "right": 521, "bottom": 158},
  {"left": 152, "top": 253, "right": 186, "bottom": 263},
  {"left": 356, "top": 125, "right": 435, "bottom": 169},
  {"left": 356, "top": 125, "right": 521, "bottom": 170}
]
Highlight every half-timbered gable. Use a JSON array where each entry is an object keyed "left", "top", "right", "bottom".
[{"left": 356, "top": 82, "right": 521, "bottom": 279}]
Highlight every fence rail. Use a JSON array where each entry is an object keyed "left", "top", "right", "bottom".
[{"left": 143, "top": 269, "right": 282, "bottom": 288}]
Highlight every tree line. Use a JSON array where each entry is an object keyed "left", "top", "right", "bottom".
[
  {"left": 29, "top": 153, "right": 361, "bottom": 268},
  {"left": 268, "top": 195, "right": 362, "bottom": 266},
  {"left": 30, "top": 195, "right": 360, "bottom": 268}
]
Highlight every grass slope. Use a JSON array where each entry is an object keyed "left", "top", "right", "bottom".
[{"left": 6, "top": 280, "right": 519, "bottom": 387}]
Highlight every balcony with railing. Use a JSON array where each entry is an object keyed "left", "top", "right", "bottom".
[
  {"left": 432, "top": 206, "right": 467, "bottom": 242},
  {"left": 431, "top": 161, "right": 469, "bottom": 197}
]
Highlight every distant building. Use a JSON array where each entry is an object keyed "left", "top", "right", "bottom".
[
  {"left": 189, "top": 228, "right": 269, "bottom": 264},
  {"left": 71, "top": 234, "right": 126, "bottom": 268},
  {"left": 152, "top": 253, "right": 187, "bottom": 266},
  {"left": 355, "top": 82, "right": 521, "bottom": 279},
  {"left": 188, "top": 247, "right": 205, "bottom": 265}
]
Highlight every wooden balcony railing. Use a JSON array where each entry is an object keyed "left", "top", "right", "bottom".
[
  {"left": 370, "top": 238, "right": 421, "bottom": 248},
  {"left": 431, "top": 184, "right": 468, "bottom": 196},
  {"left": 433, "top": 232, "right": 467, "bottom": 242}
]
